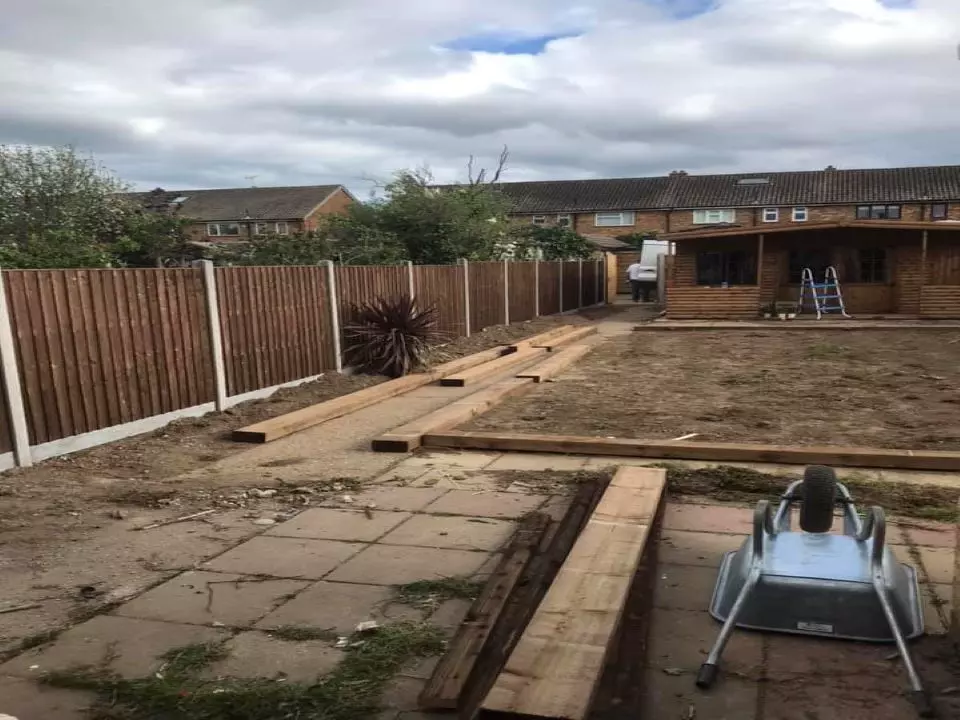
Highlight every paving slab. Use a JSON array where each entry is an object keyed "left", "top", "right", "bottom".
[
  {"left": 538, "top": 495, "right": 573, "bottom": 522},
  {"left": 641, "top": 668, "right": 758, "bottom": 720},
  {"left": 267, "top": 508, "right": 411, "bottom": 542},
  {"left": 663, "top": 503, "right": 753, "bottom": 534},
  {"left": 326, "top": 545, "right": 490, "bottom": 585},
  {"left": 762, "top": 673, "right": 917, "bottom": 719},
  {"left": 484, "top": 453, "right": 588, "bottom": 471},
  {"left": 654, "top": 563, "right": 719, "bottom": 613},
  {"left": 404, "top": 467, "right": 506, "bottom": 492},
  {"left": 646, "top": 607, "right": 762, "bottom": 675},
  {"left": 426, "top": 598, "right": 473, "bottom": 630},
  {"left": 204, "top": 536, "right": 364, "bottom": 579},
  {"left": 379, "top": 514, "right": 514, "bottom": 551},
  {"left": 322, "top": 486, "right": 448, "bottom": 512},
  {"left": 114, "top": 570, "right": 306, "bottom": 627},
  {"left": 660, "top": 529, "right": 746, "bottom": 568},
  {"left": 0, "top": 675, "right": 94, "bottom": 720},
  {"left": 403, "top": 451, "right": 501, "bottom": 470},
  {"left": 892, "top": 522, "right": 956, "bottom": 548},
  {"left": 0, "top": 616, "right": 229, "bottom": 679},
  {"left": 922, "top": 583, "right": 952, "bottom": 634},
  {"left": 381, "top": 675, "right": 428, "bottom": 712},
  {"left": 421, "top": 490, "right": 547, "bottom": 519},
  {"left": 206, "top": 631, "right": 344, "bottom": 682},
  {"left": 255, "top": 580, "right": 418, "bottom": 633},
  {"left": 765, "top": 633, "right": 906, "bottom": 681}
]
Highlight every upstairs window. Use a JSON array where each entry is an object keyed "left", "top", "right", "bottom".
[
  {"left": 556, "top": 214, "right": 572, "bottom": 227},
  {"left": 856, "top": 204, "right": 901, "bottom": 220},
  {"left": 931, "top": 203, "right": 948, "bottom": 220},
  {"left": 207, "top": 222, "right": 240, "bottom": 236},
  {"left": 254, "top": 222, "right": 290, "bottom": 235},
  {"left": 762, "top": 208, "right": 779, "bottom": 223},
  {"left": 532, "top": 215, "right": 547, "bottom": 226},
  {"left": 696, "top": 250, "right": 756, "bottom": 286},
  {"left": 792, "top": 207, "right": 808, "bottom": 222},
  {"left": 692, "top": 209, "right": 735, "bottom": 224},
  {"left": 595, "top": 211, "right": 635, "bottom": 227}
]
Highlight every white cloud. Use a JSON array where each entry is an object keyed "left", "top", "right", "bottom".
[{"left": 1, "top": 0, "right": 958, "bottom": 193}]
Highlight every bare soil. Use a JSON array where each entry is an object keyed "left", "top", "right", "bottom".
[{"left": 468, "top": 330, "right": 960, "bottom": 450}]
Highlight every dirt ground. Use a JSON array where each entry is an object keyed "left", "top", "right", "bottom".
[{"left": 468, "top": 330, "right": 960, "bottom": 450}]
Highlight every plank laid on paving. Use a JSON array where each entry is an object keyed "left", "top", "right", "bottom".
[
  {"left": 422, "top": 430, "right": 960, "bottom": 472},
  {"left": 507, "top": 326, "right": 573, "bottom": 352},
  {"left": 533, "top": 325, "right": 596, "bottom": 350},
  {"left": 232, "top": 345, "right": 508, "bottom": 443},
  {"left": 372, "top": 378, "right": 535, "bottom": 452},
  {"left": 480, "top": 466, "right": 666, "bottom": 720},
  {"left": 441, "top": 348, "right": 546, "bottom": 387},
  {"left": 516, "top": 344, "right": 592, "bottom": 383}
]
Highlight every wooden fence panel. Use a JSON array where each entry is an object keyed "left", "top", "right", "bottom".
[
  {"left": 469, "top": 261, "right": 506, "bottom": 331},
  {"left": 539, "top": 261, "right": 561, "bottom": 316},
  {"left": 508, "top": 262, "right": 538, "bottom": 322},
  {"left": 562, "top": 261, "right": 580, "bottom": 312},
  {"left": 336, "top": 265, "right": 408, "bottom": 329},
  {"left": 581, "top": 260, "right": 598, "bottom": 307},
  {"left": 413, "top": 265, "right": 466, "bottom": 339},
  {"left": 5, "top": 268, "right": 215, "bottom": 445},
  {"left": 216, "top": 266, "right": 335, "bottom": 396}
]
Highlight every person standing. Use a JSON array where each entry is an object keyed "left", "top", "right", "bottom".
[{"left": 626, "top": 258, "right": 655, "bottom": 302}]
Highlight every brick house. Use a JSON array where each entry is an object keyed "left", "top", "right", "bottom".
[
  {"left": 496, "top": 165, "right": 960, "bottom": 317},
  {"left": 131, "top": 184, "right": 356, "bottom": 244}
]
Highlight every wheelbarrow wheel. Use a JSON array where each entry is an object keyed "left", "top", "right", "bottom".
[{"left": 799, "top": 465, "right": 836, "bottom": 533}]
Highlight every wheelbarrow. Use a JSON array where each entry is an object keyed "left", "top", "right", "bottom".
[{"left": 696, "top": 466, "right": 932, "bottom": 717}]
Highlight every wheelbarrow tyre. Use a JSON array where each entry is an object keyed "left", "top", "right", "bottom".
[{"left": 799, "top": 465, "right": 836, "bottom": 533}]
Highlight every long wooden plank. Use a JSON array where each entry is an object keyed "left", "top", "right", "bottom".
[
  {"left": 516, "top": 344, "right": 592, "bottom": 383},
  {"left": 533, "top": 325, "right": 596, "bottom": 351},
  {"left": 441, "top": 348, "right": 546, "bottom": 387},
  {"left": 372, "top": 378, "right": 534, "bottom": 452},
  {"left": 422, "top": 431, "right": 960, "bottom": 472},
  {"left": 419, "top": 512, "right": 551, "bottom": 710},
  {"left": 480, "top": 467, "right": 666, "bottom": 720},
  {"left": 507, "top": 325, "right": 572, "bottom": 352},
  {"left": 232, "top": 345, "right": 508, "bottom": 443}
]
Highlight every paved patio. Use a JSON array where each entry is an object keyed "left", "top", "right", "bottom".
[{"left": 2, "top": 449, "right": 956, "bottom": 720}]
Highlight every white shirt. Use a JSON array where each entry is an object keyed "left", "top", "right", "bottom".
[{"left": 627, "top": 263, "right": 653, "bottom": 281}]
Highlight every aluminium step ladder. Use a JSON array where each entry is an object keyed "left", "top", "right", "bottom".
[{"left": 798, "top": 266, "right": 850, "bottom": 319}]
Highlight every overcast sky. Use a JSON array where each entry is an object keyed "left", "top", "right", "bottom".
[{"left": 2, "top": 0, "right": 958, "bottom": 194}]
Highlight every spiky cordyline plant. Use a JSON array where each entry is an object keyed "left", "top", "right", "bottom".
[{"left": 343, "top": 294, "right": 442, "bottom": 377}]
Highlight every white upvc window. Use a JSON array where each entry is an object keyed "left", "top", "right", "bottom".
[
  {"left": 254, "top": 222, "right": 291, "bottom": 235},
  {"left": 532, "top": 215, "right": 547, "bottom": 226},
  {"left": 556, "top": 214, "right": 572, "bottom": 227},
  {"left": 692, "top": 209, "right": 735, "bottom": 224},
  {"left": 792, "top": 206, "right": 808, "bottom": 222},
  {"left": 762, "top": 208, "right": 779, "bottom": 223},
  {"left": 207, "top": 222, "right": 240, "bottom": 236},
  {"left": 595, "top": 211, "right": 635, "bottom": 227}
]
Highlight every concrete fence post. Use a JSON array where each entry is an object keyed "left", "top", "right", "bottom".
[
  {"left": 503, "top": 258, "right": 510, "bottom": 325},
  {"left": 407, "top": 261, "right": 415, "bottom": 300},
  {"left": 198, "top": 260, "right": 228, "bottom": 410},
  {"left": 578, "top": 258, "right": 584, "bottom": 308},
  {"left": 461, "top": 258, "right": 471, "bottom": 337},
  {"left": 324, "top": 260, "right": 343, "bottom": 372},
  {"left": 0, "top": 268, "right": 32, "bottom": 467},
  {"left": 534, "top": 258, "right": 540, "bottom": 318}
]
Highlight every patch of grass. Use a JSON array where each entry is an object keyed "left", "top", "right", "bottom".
[
  {"left": 160, "top": 641, "right": 230, "bottom": 675},
  {"left": 267, "top": 625, "right": 339, "bottom": 642},
  {"left": 393, "top": 577, "right": 483, "bottom": 609},
  {"left": 481, "top": 468, "right": 610, "bottom": 495},
  {"left": 662, "top": 464, "right": 959, "bottom": 522},
  {"left": 44, "top": 621, "right": 446, "bottom": 720}
]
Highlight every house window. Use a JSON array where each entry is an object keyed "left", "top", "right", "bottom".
[
  {"left": 595, "top": 211, "right": 635, "bottom": 227},
  {"left": 858, "top": 248, "right": 888, "bottom": 283},
  {"left": 692, "top": 209, "right": 735, "bottom": 225},
  {"left": 931, "top": 203, "right": 948, "bottom": 220},
  {"left": 696, "top": 251, "right": 756, "bottom": 286},
  {"left": 855, "top": 204, "right": 901, "bottom": 220},
  {"left": 788, "top": 249, "right": 832, "bottom": 284},
  {"left": 762, "top": 208, "right": 779, "bottom": 223},
  {"left": 792, "top": 207, "right": 808, "bottom": 222},
  {"left": 532, "top": 215, "right": 547, "bottom": 226},
  {"left": 275, "top": 222, "right": 289, "bottom": 235},
  {"left": 207, "top": 222, "right": 240, "bottom": 237},
  {"left": 253, "top": 222, "right": 290, "bottom": 235},
  {"left": 556, "top": 214, "right": 572, "bottom": 227}
]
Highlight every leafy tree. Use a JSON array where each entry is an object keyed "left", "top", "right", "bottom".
[{"left": 509, "top": 225, "right": 595, "bottom": 261}]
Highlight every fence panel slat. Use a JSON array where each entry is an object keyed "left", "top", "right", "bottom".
[
  {"left": 413, "top": 265, "right": 466, "bottom": 339},
  {"left": 538, "top": 261, "right": 561, "bottom": 316},
  {"left": 581, "top": 261, "right": 598, "bottom": 307},
  {"left": 562, "top": 261, "right": 580, "bottom": 312},
  {"left": 508, "top": 262, "right": 537, "bottom": 323},
  {"left": 336, "top": 265, "right": 408, "bottom": 330},
  {"left": 469, "top": 261, "right": 506, "bottom": 332}
]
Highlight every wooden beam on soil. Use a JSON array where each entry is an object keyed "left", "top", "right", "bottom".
[
  {"left": 480, "top": 467, "right": 667, "bottom": 720},
  {"left": 507, "top": 326, "right": 573, "bottom": 352},
  {"left": 419, "top": 512, "right": 551, "bottom": 711},
  {"left": 231, "top": 345, "right": 510, "bottom": 443},
  {"left": 516, "top": 344, "right": 592, "bottom": 383},
  {"left": 422, "top": 431, "right": 960, "bottom": 472},
  {"left": 372, "top": 378, "right": 535, "bottom": 452},
  {"left": 532, "top": 325, "right": 596, "bottom": 351},
  {"left": 441, "top": 348, "right": 547, "bottom": 387}
]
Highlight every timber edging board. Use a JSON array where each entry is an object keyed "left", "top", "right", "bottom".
[
  {"left": 441, "top": 348, "right": 546, "bottom": 387},
  {"left": 232, "top": 345, "right": 509, "bottom": 443},
  {"left": 507, "top": 325, "right": 574, "bottom": 352},
  {"left": 421, "top": 431, "right": 960, "bottom": 472},
  {"left": 516, "top": 344, "right": 592, "bottom": 383},
  {"left": 479, "top": 466, "right": 667, "bottom": 720},
  {"left": 534, "top": 325, "right": 597, "bottom": 350}
]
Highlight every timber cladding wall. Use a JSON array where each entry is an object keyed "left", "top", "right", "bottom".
[
  {"left": 920, "top": 287, "right": 960, "bottom": 317},
  {"left": 216, "top": 266, "right": 335, "bottom": 396},
  {"left": 667, "top": 286, "right": 762, "bottom": 318},
  {"left": 6, "top": 269, "right": 215, "bottom": 445}
]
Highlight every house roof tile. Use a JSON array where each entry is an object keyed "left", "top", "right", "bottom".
[{"left": 126, "top": 185, "right": 344, "bottom": 221}]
